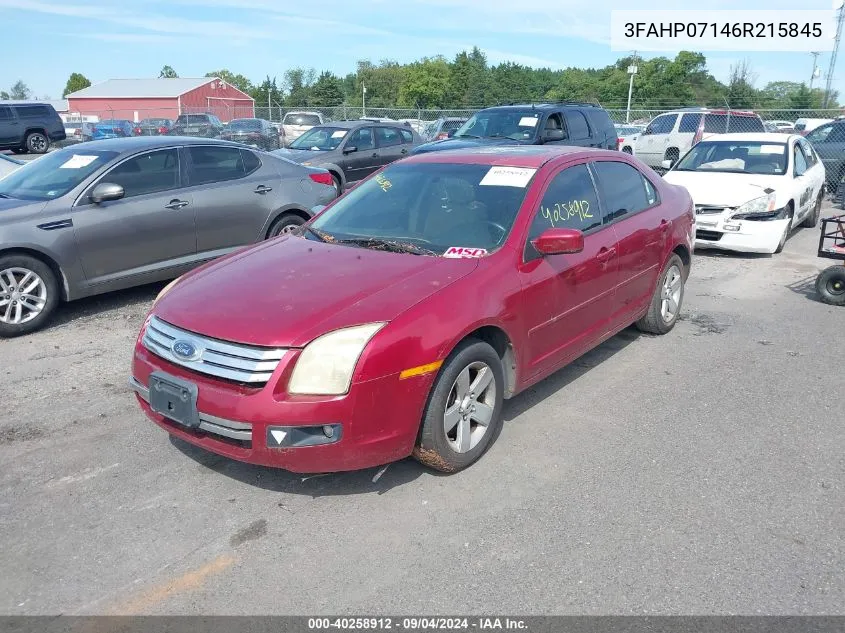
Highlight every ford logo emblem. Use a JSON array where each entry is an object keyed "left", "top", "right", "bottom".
[{"left": 171, "top": 339, "right": 201, "bottom": 361}]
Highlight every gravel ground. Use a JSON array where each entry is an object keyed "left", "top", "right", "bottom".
[{"left": 0, "top": 207, "right": 843, "bottom": 616}]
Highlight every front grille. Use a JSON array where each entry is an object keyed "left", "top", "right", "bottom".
[
  {"left": 142, "top": 316, "right": 287, "bottom": 385},
  {"left": 696, "top": 229, "right": 724, "bottom": 241},
  {"left": 695, "top": 205, "right": 729, "bottom": 215}
]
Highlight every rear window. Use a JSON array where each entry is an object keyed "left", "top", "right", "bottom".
[
  {"left": 15, "top": 105, "right": 52, "bottom": 118},
  {"left": 228, "top": 119, "right": 262, "bottom": 130},
  {"left": 703, "top": 113, "right": 764, "bottom": 134},
  {"left": 177, "top": 114, "right": 211, "bottom": 124},
  {"left": 284, "top": 113, "right": 321, "bottom": 126}
]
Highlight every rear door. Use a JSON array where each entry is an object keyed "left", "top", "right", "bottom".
[
  {"left": 340, "top": 126, "right": 379, "bottom": 183},
  {"left": 562, "top": 110, "right": 594, "bottom": 147},
  {"left": 71, "top": 147, "right": 196, "bottom": 285},
  {"left": 374, "top": 126, "right": 407, "bottom": 167},
  {"left": 184, "top": 145, "right": 277, "bottom": 255}
]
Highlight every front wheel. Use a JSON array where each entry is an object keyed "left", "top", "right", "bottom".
[
  {"left": 0, "top": 254, "right": 60, "bottom": 337},
  {"left": 412, "top": 339, "right": 504, "bottom": 473},
  {"left": 636, "top": 254, "right": 685, "bottom": 335},
  {"left": 816, "top": 265, "right": 845, "bottom": 306},
  {"left": 267, "top": 213, "right": 305, "bottom": 238},
  {"left": 802, "top": 193, "right": 823, "bottom": 228}
]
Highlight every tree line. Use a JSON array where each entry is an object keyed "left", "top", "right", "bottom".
[{"left": 4, "top": 48, "right": 840, "bottom": 111}]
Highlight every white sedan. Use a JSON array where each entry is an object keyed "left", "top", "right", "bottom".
[{"left": 662, "top": 133, "right": 825, "bottom": 254}]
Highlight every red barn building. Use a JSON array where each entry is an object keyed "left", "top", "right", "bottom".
[{"left": 66, "top": 77, "right": 255, "bottom": 123}]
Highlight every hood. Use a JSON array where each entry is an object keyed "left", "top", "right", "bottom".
[
  {"left": 272, "top": 148, "right": 327, "bottom": 163},
  {"left": 663, "top": 170, "right": 782, "bottom": 207},
  {"left": 412, "top": 136, "right": 523, "bottom": 154},
  {"left": 154, "top": 236, "right": 478, "bottom": 348}
]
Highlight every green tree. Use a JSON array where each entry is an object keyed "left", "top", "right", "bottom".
[
  {"left": 62, "top": 72, "right": 91, "bottom": 97},
  {"left": 159, "top": 65, "right": 178, "bottom": 79},
  {"left": 0, "top": 90, "right": 9, "bottom": 100},
  {"left": 398, "top": 56, "right": 451, "bottom": 108},
  {"left": 448, "top": 47, "right": 491, "bottom": 107},
  {"left": 282, "top": 67, "right": 316, "bottom": 107},
  {"left": 788, "top": 83, "right": 814, "bottom": 109},
  {"left": 309, "top": 71, "right": 344, "bottom": 106},
  {"left": 205, "top": 70, "right": 252, "bottom": 94},
  {"left": 353, "top": 60, "right": 406, "bottom": 107},
  {"left": 725, "top": 60, "right": 758, "bottom": 109},
  {"left": 250, "top": 76, "right": 283, "bottom": 113},
  {"left": 9, "top": 80, "right": 31, "bottom": 100}
]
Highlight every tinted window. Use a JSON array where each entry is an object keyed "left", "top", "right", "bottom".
[
  {"left": 727, "top": 116, "right": 764, "bottom": 133},
  {"left": 15, "top": 105, "right": 51, "bottom": 118},
  {"left": 177, "top": 115, "right": 211, "bottom": 124},
  {"left": 347, "top": 127, "right": 375, "bottom": 151},
  {"left": 228, "top": 119, "right": 262, "bottom": 130},
  {"left": 806, "top": 123, "right": 833, "bottom": 143},
  {"left": 527, "top": 164, "right": 601, "bottom": 244},
  {"left": 0, "top": 149, "right": 119, "bottom": 201},
  {"left": 798, "top": 139, "right": 818, "bottom": 166},
  {"left": 290, "top": 126, "right": 347, "bottom": 150},
  {"left": 592, "top": 161, "right": 651, "bottom": 221},
  {"left": 187, "top": 146, "right": 246, "bottom": 185},
  {"left": 399, "top": 129, "right": 414, "bottom": 143},
  {"left": 0, "top": 106, "right": 12, "bottom": 121},
  {"left": 241, "top": 149, "right": 261, "bottom": 174},
  {"left": 565, "top": 111, "right": 590, "bottom": 141},
  {"left": 283, "top": 113, "right": 322, "bottom": 126},
  {"left": 648, "top": 114, "right": 677, "bottom": 135},
  {"left": 103, "top": 149, "right": 180, "bottom": 198},
  {"left": 678, "top": 113, "right": 702, "bottom": 133},
  {"left": 375, "top": 127, "right": 402, "bottom": 148},
  {"left": 442, "top": 120, "right": 464, "bottom": 131},
  {"left": 454, "top": 110, "right": 541, "bottom": 140},
  {"left": 827, "top": 123, "right": 845, "bottom": 143}
]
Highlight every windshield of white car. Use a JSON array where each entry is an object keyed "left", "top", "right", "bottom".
[
  {"left": 0, "top": 149, "right": 119, "bottom": 201},
  {"left": 306, "top": 162, "right": 536, "bottom": 256},
  {"left": 453, "top": 111, "right": 541, "bottom": 141},
  {"left": 673, "top": 141, "right": 788, "bottom": 175},
  {"left": 289, "top": 127, "right": 346, "bottom": 150}
]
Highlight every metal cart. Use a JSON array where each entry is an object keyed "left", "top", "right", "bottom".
[{"left": 816, "top": 213, "right": 845, "bottom": 306}]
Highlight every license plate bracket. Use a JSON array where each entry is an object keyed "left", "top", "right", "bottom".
[{"left": 149, "top": 371, "right": 200, "bottom": 429}]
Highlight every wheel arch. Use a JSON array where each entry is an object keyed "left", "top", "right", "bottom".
[
  {"left": 264, "top": 206, "right": 311, "bottom": 239},
  {"left": 440, "top": 324, "right": 518, "bottom": 399},
  {"left": 672, "top": 243, "right": 692, "bottom": 279},
  {"left": 0, "top": 246, "right": 69, "bottom": 301}
]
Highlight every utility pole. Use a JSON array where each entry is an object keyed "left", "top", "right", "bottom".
[
  {"left": 810, "top": 52, "right": 821, "bottom": 90},
  {"left": 824, "top": 2, "right": 845, "bottom": 108},
  {"left": 626, "top": 51, "right": 638, "bottom": 124},
  {"left": 362, "top": 82, "right": 366, "bottom": 117}
]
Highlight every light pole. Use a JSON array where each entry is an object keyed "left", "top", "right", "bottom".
[
  {"left": 810, "top": 52, "right": 820, "bottom": 90},
  {"left": 626, "top": 52, "right": 638, "bottom": 124},
  {"left": 362, "top": 82, "right": 366, "bottom": 117}
]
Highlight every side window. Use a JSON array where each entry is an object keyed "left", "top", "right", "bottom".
[
  {"left": 797, "top": 139, "right": 816, "bottom": 167},
  {"left": 645, "top": 114, "right": 675, "bottom": 136},
  {"left": 347, "top": 127, "right": 375, "bottom": 151},
  {"left": 678, "top": 113, "right": 702, "bottom": 133},
  {"left": 375, "top": 127, "right": 402, "bottom": 148},
  {"left": 399, "top": 128, "right": 414, "bottom": 144},
  {"left": 564, "top": 111, "right": 590, "bottom": 141},
  {"left": 102, "top": 149, "right": 180, "bottom": 198},
  {"left": 592, "top": 161, "right": 652, "bottom": 222},
  {"left": 0, "top": 106, "right": 12, "bottom": 121},
  {"left": 643, "top": 176, "right": 659, "bottom": 206},
  {"left": 187, "top": 146, "right": 246, "bottom": 185},
  {"left": 526, "top": 164, "right": 602, "bottom": 254},
  {"left": 827, "top": 123, "right": 845, "bottom": 143},
  {"left": 793, "top": 143, "right": 808, "bottom": 176},
  {"left": 241, "top": 149, "right": 261, "bottom": 174},
  {"left": 805, "top": 123, "right": 833, "bottom": 143}
]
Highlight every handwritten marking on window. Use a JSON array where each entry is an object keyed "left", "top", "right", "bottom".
[
  {"left": 375, "top": 174, "right": 392, "bottom": 192},
  {"left": 541, "top": 200, "right": 593, "bottom": 226}
]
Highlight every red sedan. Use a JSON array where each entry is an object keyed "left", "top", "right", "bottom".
[{"left": 130, "top": 146, "right": 694, "bottom": 474}]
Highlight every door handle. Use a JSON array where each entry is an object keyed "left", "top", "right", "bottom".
[
  {"left": 164, "top": 199, "right": 189, "bottom": 210},
  {"left": 400, "top": 149, "right": 408, "bottom": 155},
  {"left": 372, "top": 152, "right": 379, "bottom": 158},
  {"left": 596, "top": 247, "right": 616, "bottom": 263},
  {"left": 660, "top": 219, "right": 670, "bottom": 232},
  {"left": 254, "top": 185, "right": 273, "bottom": 194}
]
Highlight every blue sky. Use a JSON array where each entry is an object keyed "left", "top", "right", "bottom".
[{"left": 1, "top": 0, "right": 842, "bottom": 104}]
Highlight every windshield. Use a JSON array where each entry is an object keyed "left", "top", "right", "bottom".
[
  {"left": 674, "top": 141, "right": 787, "bottom": 175},
  {"left": 0, "top": 149, "right": 119, "bottom": 201},
  {"left": 284, "top": 113, "right": 321, "bottom": 126},
  {"left": 228, "top": 119, "right": 262, "bottom": 130},
  {"left": 454, "top": 110, "right": 541, "bottom": 141},
  {"left": 289, "top": 127, "right": 347, "bottom": 150},
  {"left": 308, "top": 162, "right": 536, "bottom": 255}
]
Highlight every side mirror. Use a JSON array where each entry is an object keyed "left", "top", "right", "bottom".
[
  {"left": 531, "top": 228, "right": 584, "bottom": 256},
  {"left": 343, "top": 145, "right": 358, "bottom": 154},
  {"left": 89, "top": 182, "right": 125, "bottom": 204},
  {"left": 661, "top": 159, "right": 673, "bottom": 170},
  {"left": 543, "top": 129, "right": 565, "bottom": 142}
]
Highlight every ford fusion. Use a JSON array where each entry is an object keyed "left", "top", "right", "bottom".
[
  {"left": 663, "top": 133, "right": 824, "bottom": 254},
  {"left": 130, "top": 146, "right": 693, "bottom": 474}
]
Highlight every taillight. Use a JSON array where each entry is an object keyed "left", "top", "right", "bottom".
[
  {"left": 617, "top": 137, "right": 623, "bottom": 148},
  {"left": 158, "top": 126, "right": 167, "bottom": 134},
  {"left": 309, "top": 172, "right": 334, "bottom": 187},
  {"left": 436, "top": 132, "right": 448, "bottom": 140},
  {"left": 134, "top": 127, "right": 142, "bottom": 135},
  {"left": 74, "top": 129, "right": 81, "bottom": 136}
]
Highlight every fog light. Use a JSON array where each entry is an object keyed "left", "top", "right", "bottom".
[
  {"left": 723, "top": 223, "right": 741, "bottom": 232},
  {"left": 323, "top": 425, "right": 334, "bottom": 438}
]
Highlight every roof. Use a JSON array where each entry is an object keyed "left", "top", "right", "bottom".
[
  {"left": 483, "top": 102, "right": 601, "bottom": 111},
  {"left": 0, "top": 99, "right": 68, "bottom": 111},
  {"left": 52, "top": 135, "right": 259, "bottom": 152},
  {"left": 698, "top": 133, "right": 796, "bottom": 142},
  {"left": 315, "top": 120, "right": 391, "bottom": 130},
  {"left": 404, "top": 145, "right": 617, "bottom": 168},
  {"left": 67, "top": 78, "right": 219, "bottom": 99}
]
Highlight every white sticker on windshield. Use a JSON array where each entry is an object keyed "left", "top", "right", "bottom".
[
  {"left": 479, "top": 166, "right": 537, "bottom": 188},
  {"left": 759, "top": 144, "right": 785, "bottom": 154},
  {"left": 518, "top": 116, "right": 539, "bottom": 127},
  {"left": 331, "top": 130, "right": 347, "bottom": 138},
  {"left": 444, "top": 246, "right": 488, "bottom": 258},
  {"left": 59, "top": 155, "right": 98, "bottom": 169}
]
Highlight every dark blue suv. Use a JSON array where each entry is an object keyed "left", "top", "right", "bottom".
[{"left": 411, "top": 102, "right": 618, "bottom": 155}]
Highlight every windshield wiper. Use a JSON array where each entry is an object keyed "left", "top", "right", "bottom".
[
  {"left": 301, "top": 226, "right": 333, "bottom": 242},
  {"left": 454, "top": 133, "right": 480, "bottom": 139},
  {"left": 334, "top": 237, "right": 438, "bottom": 256}
]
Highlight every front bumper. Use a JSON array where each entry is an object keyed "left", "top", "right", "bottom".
[
  {"left": 130, "top": 343, "right": 431, "bottom": 473},
  {"left": 693, "top": 210, "right": 788, "bottom": 254}
]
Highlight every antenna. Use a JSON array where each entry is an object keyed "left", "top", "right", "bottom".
[{"left": 824, "top": 3, "right": 845, "bottom": 108}]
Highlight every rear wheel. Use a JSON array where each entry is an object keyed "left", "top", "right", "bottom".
[
  {"left": 636, "top": 254, "right": 685, "bottom": 335},
  {"left": 412, "top": 339, "right": 504, "bottom": 473},
  {"left": 331, "top": 174, "right": 342, "bottom": 197},
  {"left": 816, "top": 265, "right": 845, "bottom": 306},
  {"left": 25, "top": 132, "right": 49, "bottom": 154},
  {"left": 267, "top": 213, "right": 305, "bottom": 238},
  {"left": 0, "top": 255, "right": 60, "bottom": 337}
]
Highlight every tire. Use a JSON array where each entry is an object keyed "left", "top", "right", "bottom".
[
  {"left": 25, "top": 132, "right": 49, "bottom": 154},
  {"left": 412, "top": 338, "right": 504, "bottom": 473},
  {"left": 331, "top": 174, "right": 342, "bottom": 197},
  {"left": 815, "top": 265, "right": 845, "bottom": 306},
  {"left": 267, "top": 213, "right": 305, "bottom": 238},
  {"left": 636, "top": 254, "right": 685, "bottom": 335},
  {"left": 802, "top": 193, "right": 823, "bottom": 228},
  {"left": 774, "top": 205, "right": 794, "bottom": 254},
  {"left": 622, "top": 146, "right": 633, "bottom": 154},
  {"left": 0, "top": 254, "right": 60, "bottom": 338}
]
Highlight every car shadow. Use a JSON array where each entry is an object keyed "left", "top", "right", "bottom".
[
  {"left": 692, "top": 249, "right": 772, "bottom": 261},
  {"left": 785, "top": 274, "right": 822, "bottom": 303},
  {"left": 169, "top": 325, "right": 644, "bottom": 496},
  {"left": 42, "top": 281, "right": 167, "bottom": 333}
]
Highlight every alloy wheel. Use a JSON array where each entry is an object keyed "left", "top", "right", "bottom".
[
  {"left": 660, "top": 264, "right": 682, "bottom": 323},
  {"left": 0, "top": 267, "right": 48, "bottom": 325},
  {"left": 443, "top": 361, "right": 497, "bottom": 453}
]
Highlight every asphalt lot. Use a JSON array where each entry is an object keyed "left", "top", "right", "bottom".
[{"left": 0, "top": 204, "right": 843, "bottom": 616}]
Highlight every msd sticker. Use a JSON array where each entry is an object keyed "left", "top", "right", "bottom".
[{"left": 444, "top": 246, "right": 488, "bottom": 258}]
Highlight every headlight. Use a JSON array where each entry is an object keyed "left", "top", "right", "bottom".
[
  {"left": 288, "top": 323, "right": 387, "bottom": 395},
  {"left": 152, "top": 276, "right": 182, "bottom": 307},
  {"left": 732, "top": 192, "right": 777, "bottom": 218}
]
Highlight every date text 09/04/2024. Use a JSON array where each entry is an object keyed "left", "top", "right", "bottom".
[
  {"left": 623, "top": 22, "right": 823, "bottom": 39},
  {"left": 308, "top": 617, "right": 528, "bottom": 630}
]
